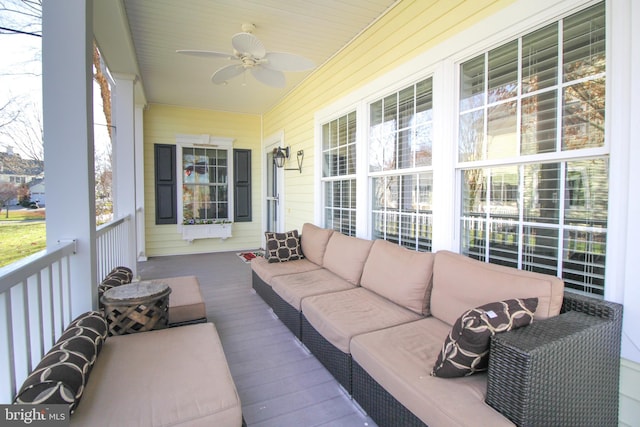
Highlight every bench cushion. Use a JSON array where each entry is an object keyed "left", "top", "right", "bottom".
[
  {"left": 159, "top": 276, "right": 207, "bottom": 325},
  {"left": 70, "top": 323, "right": 242, "bottom": 427},
  {"left": 251, "top": 256, "right": 322, "bottom": 284},
  {"left": 431, "top": 251, "right": 564, "bottom": 326},
  {"left": 300, "top": 223, "right": 334, "bottom": 265},
  {"left": 301, "top": 287, "right": 422, "bottom": 353},
  {"left": 271, "top": 268, "right": 356, "bottom": 311},
  {"left": 322, "top": 233, "right": 374, "bottom": 286},
  {"left": 351, "top": 318, "right": 514, "bottom": 427},
  {"left": 361, "top": 239, "right": 435, "bottom": 315}
]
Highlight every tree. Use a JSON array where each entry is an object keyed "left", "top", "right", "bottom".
[
  {"left": 0, "top": 181, "right": 17, "bottom": 217},
  {"left": 16, "top": 182, "right": 29, "bottom": 206},
  {"left": 0, "top": 0, "right": 43, "bottom": 159}
]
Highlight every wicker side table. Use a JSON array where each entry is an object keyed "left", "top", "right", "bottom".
[{"left": 101, "top": 281, "right": 171, "bottom": 336}]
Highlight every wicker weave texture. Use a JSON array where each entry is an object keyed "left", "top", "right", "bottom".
[
  {"left": 301, "top": 315, "right": 352, "bottom": 394},
  {"left": 102, "top": 290, "right": 170, "bottom": 335},
  {"left": 352, "top": 361, "right": 427, "bottom": 427},
  {"left": 487, "top": 292, "right": 623, "bottom": 427},
  {"left": 252, "top": 271, "right": 278, "bottom": 309},
  {"left": 271, "top": 291, "right": 302, "bottom": 339}
]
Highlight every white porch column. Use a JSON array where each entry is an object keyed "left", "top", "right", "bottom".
[
  {"left": 112, "top": 73, "right": 138, "bottom": 274},
  {"left": 134, "top": 105, "right": 147, "bottom": 262},
  {"left": 42, "top": 0, "right": 96, "bottom": 315}
]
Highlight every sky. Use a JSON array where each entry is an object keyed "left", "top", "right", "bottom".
[
  {"left": 0, "top": 2, "right": 42, "bottom": 158},
  {"left": 0, "top": 1, "right": 111, "bottom": 163}
]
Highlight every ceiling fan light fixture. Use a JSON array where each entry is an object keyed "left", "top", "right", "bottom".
[{"left": 178, "top": 23, "right": 315, "bottom": 88}]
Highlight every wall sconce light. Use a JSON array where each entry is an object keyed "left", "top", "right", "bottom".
[{"left": 273, "top": 146, "right": 304, "bottom": 173}]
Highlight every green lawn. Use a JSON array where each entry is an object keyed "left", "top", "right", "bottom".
[
  {"left": 0, "top": 223, "right": 47, "bottom": 268},
  {"left": 0, "top": 210, "right": 47, "bottom": 268},
  {"left": 1, "top": 209, "right": 46, "bottom": 221}
]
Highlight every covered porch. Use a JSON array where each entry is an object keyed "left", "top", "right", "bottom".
[{"left": 1, "top": 0, "right": 640, "bottom": 424}]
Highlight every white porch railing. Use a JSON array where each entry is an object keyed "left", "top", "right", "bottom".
[
  {"left": 0, "top": 241, "right": 76, "bottom": 403},
  {"left": 96, "top": 215, "right": 135, "bottom": 283},
  {"left": 0, "top": 215, "right": 135, "bottom": 403}
]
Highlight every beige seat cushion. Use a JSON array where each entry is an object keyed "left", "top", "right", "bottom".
[
  {"left": 431, "top": 251, "right": 564, "bottom": 326},
  {"left": 322, "top": 233, "right": 374, "bottom": 286},
  {"left": 351, "top": 318, "right": 514, "bottom": 427},
  {"left": 71, "top": 323, "right": 242, "bottom": 427},
  {"left": 159, "top": 275, "right": 206, "bottom": 325},
  {"left": 301, "top": 288, "right": 422, "bottom": 353},
  {"left": 361, "top": 239, "right": 435, "bottom": 315},
  {"left": 251, "top": 256, "right": 321, "bottom": 283},
  {"left": 300, "top": 223, "right": 334, "bottom": 265},
  {"left": 272, "top": 269, "right": 356, "bottom": 310}
]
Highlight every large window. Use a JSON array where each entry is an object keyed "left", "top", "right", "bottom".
[
  {"left": 458, "top": 3, "right": 607, "bottom": 295},
  {"left": 182, "top": 147, "right": 229, "bottom": 222},
  {"left": 176, "top": 135, "right": 234, "bottom": 227},
  {"left": 322, "top": 112, "right": 357, "bottom": 235},
  {"left": 369, "top": 78, "right": 434, "bottom": 250}
]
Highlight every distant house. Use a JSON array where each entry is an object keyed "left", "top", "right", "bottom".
[
  {"left": 29, "top": 178, "right": 46, "bottom": 206},
  {"left": 0, "top": 147, "right": 45, "bottom": 205}
]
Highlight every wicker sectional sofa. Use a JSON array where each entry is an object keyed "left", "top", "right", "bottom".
[{"left": 251, "top": 223, "right": 623, "bottom": 427}]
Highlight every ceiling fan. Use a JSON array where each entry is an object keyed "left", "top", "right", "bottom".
[{"left": 176, "top": 23, "right": 315, "bottom": 88}]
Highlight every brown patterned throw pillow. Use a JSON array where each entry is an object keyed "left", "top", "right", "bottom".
[
  {"left": 265, "top": 230, "right": 302, "bottom": 263},
  {"left": 98, "top": 266, "right": 133, "bottom": 307},
  {"left": 431, "top": 298, "right": 538, "bottom": 378},
  {"left": 13, "top": 311, "right": 108, "bottom": 413}
]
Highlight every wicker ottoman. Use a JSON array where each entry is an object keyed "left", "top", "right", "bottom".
[{"left": 101, "top": 281, "right": 171, "bottom": 335}]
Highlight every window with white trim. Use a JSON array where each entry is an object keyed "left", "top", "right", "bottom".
[
  {"left": 321, "top": 111, "right": 357, "bottom": 235},
  {"left": 369, "top": 77, "right": 434, "bottom": 250},
  {"left": 458, "top": 2, "right": 607, "bottom": 295},
  {"left": 176, "top": 135, "right": 234, "bottom": 226}
]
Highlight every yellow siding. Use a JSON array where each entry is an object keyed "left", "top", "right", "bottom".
[
  {"left": 620, "top": 358, "right": 640, "bottom": 426},
  {"left": 143, "top": 104, "right": 262, "bottom": 256},
  {"left": 263, "top": 0, "right": 514, "bottom": 232}
]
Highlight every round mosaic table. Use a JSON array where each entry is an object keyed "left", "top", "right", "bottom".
[{"left": 101, "top": 281, "right": 171, "bottom": 336}]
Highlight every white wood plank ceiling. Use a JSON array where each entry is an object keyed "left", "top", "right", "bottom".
[{"left": 119, "top": 0, "right": 399, "bottom": 114}]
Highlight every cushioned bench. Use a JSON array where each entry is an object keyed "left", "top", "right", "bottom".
[
  {"left": 98, "top": 268, "right": 207, "bottom": 327},
  {"left": 71, "top": 322, "right": 242, "bottom": 426},
  {"left": 14, "top": 311, "right": 244, "bottom": 427},
  {"left": 160, "top": 275, "right": 207, "bottom": 326}
]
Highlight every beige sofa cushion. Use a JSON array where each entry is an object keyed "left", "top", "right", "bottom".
[
  {"left": 361, "top": 239, "right": 435, "bottom": 315},
  {"left": 322, "top": 233, "right": 374, "bottom": 285},
  {"left": 300, "top": 223, "right": 334, "bottom": 265},
  {"left": 251, "top": 256, "right": 321, "bottom": 283},
  {"left": 430, "top": 251, "right": 564, "bottom": 326},
  {"left": 159, "top": 276, "right": 206, "bottom": 325},
  {"left": 351, "top": 318, "right": 514, "bottom": 427},
  {"left": 272, "top": 269, "right": 356, "bottom": 310},
  {"left": 71, "top": 323, "right": 242, "bottom": 427},
  {"left": 301, "top": 288, "right": 422, "bottom": 353}
]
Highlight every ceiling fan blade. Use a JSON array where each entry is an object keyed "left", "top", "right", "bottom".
[
  {"left": 251, "top": 67, "right": 286, "bottom": 88},
  {"left": 232, "top": 32, "right": 266, "bottom": 58},
  {"left": 263, "top": 52, "right": 315, "bottom": 72},
  {"left": 211, "top": 64, "right": 245, "bottom": 85},
  {"left": 176, "top": 49, "right": 235, "bottom": 60}
]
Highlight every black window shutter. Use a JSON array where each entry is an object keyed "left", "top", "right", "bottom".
[
  {"left": 233, "top": 149, "right": 252, "bottom": 222},
  {"left": 154, "top": 144, "right": 177, "bottom": 224}
]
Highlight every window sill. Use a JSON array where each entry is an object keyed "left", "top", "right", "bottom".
[{"left": 181, "top": 223, "right": 233, "bottom": 242}]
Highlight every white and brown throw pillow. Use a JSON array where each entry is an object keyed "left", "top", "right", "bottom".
[
  {"left": 13, "top": 311, "right": 108, "bottom": 413},
  {"left": 98, "top": 266, "right": 134, "bottom": 305},
  {"left": 431, "top": 298, "right": 538, "bottom": 378},
  {"left": 265, "top": 230, "right": 303, "bottom": 263}
]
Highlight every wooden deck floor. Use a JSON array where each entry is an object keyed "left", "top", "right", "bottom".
[{"left": 138, "top": 251, "right": 377, "bottom": 427}]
